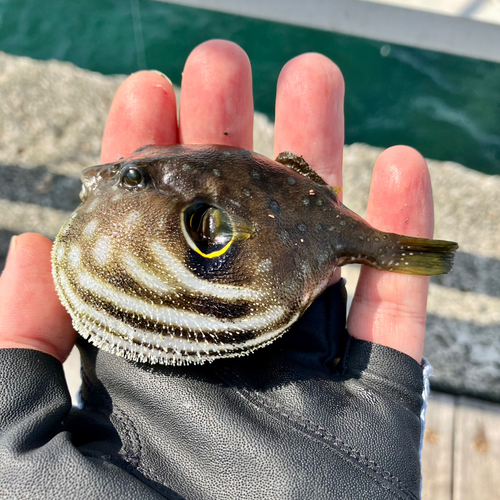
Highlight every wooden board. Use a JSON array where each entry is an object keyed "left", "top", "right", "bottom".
[
  {"left": 453, "top": 396, "right": 500, "bottom": 500},
  {"left": 421, "top": 392, "right": 455, "bottom": 500}
]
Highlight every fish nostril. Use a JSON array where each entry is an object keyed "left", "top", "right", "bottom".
[{"left": 79, "top": 184, "right": 89, "bottom": 202}]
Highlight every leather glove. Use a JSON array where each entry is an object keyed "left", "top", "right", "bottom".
[{"left": 0, "top": 279, "right": 424, "bottom": 499}]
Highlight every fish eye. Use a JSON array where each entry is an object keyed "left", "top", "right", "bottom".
[
  {"left": 182, "top": 203, "right": 233, "bottom": 258},
  {"left": 121, "top": 167, "right": 145, "bottom": 188}
]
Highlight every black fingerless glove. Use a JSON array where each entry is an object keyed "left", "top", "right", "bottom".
[{"left": 0, "top": 280, "right": 424, "bottom": 499}]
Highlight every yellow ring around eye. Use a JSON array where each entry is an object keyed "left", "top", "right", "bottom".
[
  {"left": 191, "top": 235, "right": 235, "bottom": 259},
  {"left": 180, "top": 205, "right": 235, "bottom": 259}
]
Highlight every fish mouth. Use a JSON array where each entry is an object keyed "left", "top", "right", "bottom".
[{"left": 80, "top": 162, "right": 122, "bottom": 199}]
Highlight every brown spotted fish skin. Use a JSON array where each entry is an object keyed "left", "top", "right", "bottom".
[{"left": 52, "top": 144, "right": 458, "bottom": 365}]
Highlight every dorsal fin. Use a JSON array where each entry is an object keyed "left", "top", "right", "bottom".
[{"left": 275, "top": 151, "right": 327, "bottom": 186}]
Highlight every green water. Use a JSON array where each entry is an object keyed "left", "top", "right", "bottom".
[{"left": 1, "top": 0, "right": 499, "bottom": 174}]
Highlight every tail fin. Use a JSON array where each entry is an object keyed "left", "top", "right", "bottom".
[{"left": 375, "top": 235, "right": 458, "bottom": 276}]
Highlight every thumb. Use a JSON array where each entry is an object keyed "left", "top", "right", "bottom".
[{"left": 0, "top": 233, "right": 76, "bottom": 363}]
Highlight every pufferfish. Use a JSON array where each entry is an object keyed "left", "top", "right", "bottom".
[{"left": 52, "top": 145, "right": 458, "bottom": 365}]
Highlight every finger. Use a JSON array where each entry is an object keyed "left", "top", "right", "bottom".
[
  {"left": 347, "top": 146, "right": 434, "bottom": 362},
  {"left": 101, "top": 70, "right": 178, "bottom": 163},
  {"left": 179, "top": 40, "right": 254, "bottom": 148},
  {"left": 0, "top": 233, "right": 76, "bottom": 363},
  {"left": 274, "top": 53, "right": 344, "bottom": 189},
  {"left": 274, "top": 53, "right": 344, "bottom": 283}
]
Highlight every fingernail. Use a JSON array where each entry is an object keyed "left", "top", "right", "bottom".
[
  {"left": 151, "top": 69, "right": 173, "bottom": 86},
  {"left": 8, "top": 235, "right": 18, "bottom": 255}
]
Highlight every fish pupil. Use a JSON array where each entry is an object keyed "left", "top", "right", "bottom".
[{"left": 122, "top": 167, "right": 143, "bottom": 187}]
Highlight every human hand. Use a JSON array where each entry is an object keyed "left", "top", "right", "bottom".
[
  {"left": 0, "top": 40, "right": 431, "bottom": 499},
  {"left": 0, "top": 41, "right": 432, "bottom": 364}
]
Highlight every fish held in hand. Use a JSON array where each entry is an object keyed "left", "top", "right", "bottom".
[{"left": 52, "top": 145, "right": 458, "bottom": 365}]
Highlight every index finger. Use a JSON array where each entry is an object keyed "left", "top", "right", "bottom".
[{"left": 101, "top": 70, "right": 178, "bottom": 164}]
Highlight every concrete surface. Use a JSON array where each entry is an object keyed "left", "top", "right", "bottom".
[{"left": 0, "top": 52, "right": 498, "bottom": 402}]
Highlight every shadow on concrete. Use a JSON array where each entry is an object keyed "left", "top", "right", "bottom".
[
  {"left": 0, "top": 163, "right": 81, "bottom": 211},
  {"left": 432, "top": 251, "right": 500, "bottom": 298}
]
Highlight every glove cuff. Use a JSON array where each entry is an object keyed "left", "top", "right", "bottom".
[{"left": 339, "top": 335, "right": 425, "bottom": 416}]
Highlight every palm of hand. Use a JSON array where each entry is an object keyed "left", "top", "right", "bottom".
[{"left": 0, "top": 40, "right": 433, "bottom": 364}]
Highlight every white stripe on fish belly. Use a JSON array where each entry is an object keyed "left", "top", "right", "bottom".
[
  {"left": 123, "top": 254, "right": 175, "bottom": 294},
  {"left": 58, "top": 272, "right": 297, "bottom": 360},
  {"left": 76, "top": 271, "right": 284, "bottom": 333},
  {"left": 61, "top": 274, "right": 211, "bottom": 352},
  {"left": 151, "top": 241, "right": 263, "bottom": 301}
]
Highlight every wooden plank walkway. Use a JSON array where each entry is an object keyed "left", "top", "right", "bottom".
[{"left": 422, "top": 392, "right": 500, "bottom": 499}]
